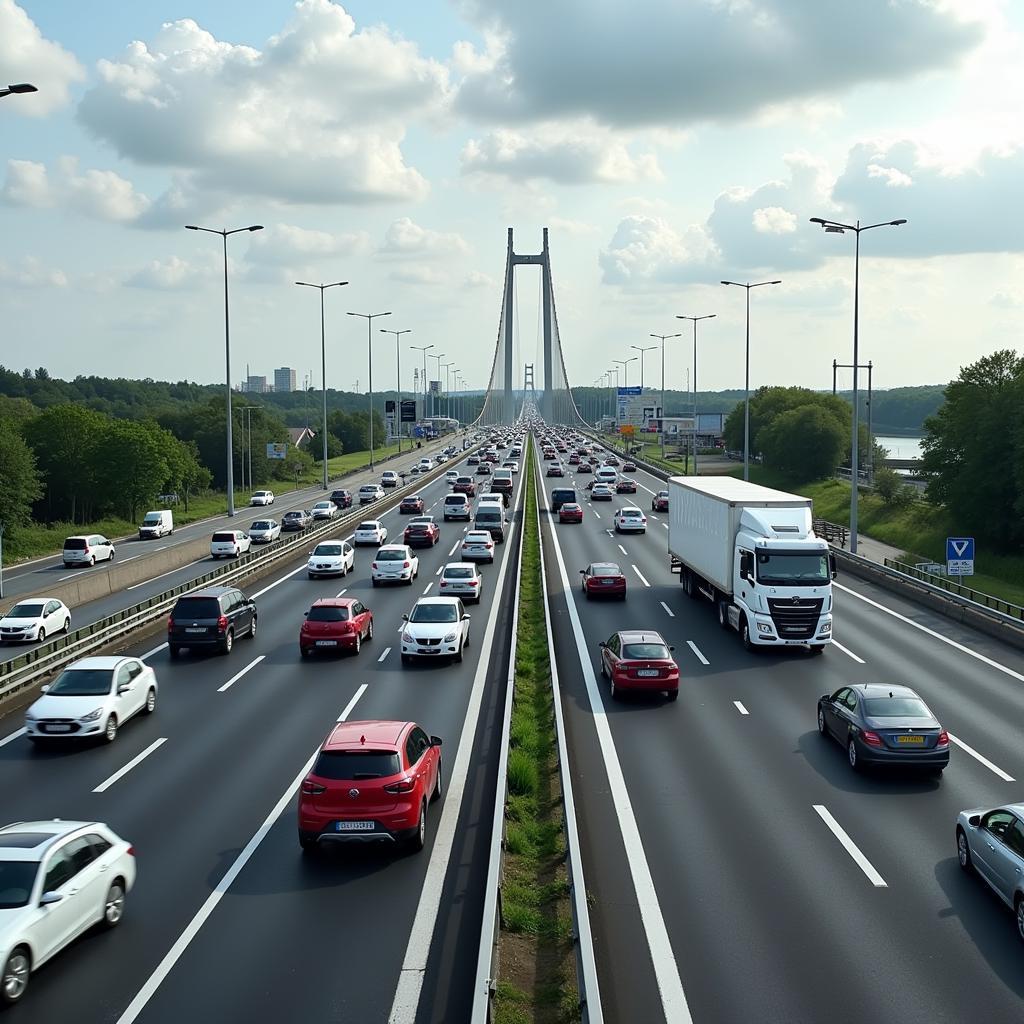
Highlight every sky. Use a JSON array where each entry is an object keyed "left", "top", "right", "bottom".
[{"left": 2, "top": 0, "right": 1023, "bottom": 399}]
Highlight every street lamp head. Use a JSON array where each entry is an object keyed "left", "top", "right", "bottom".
[
  {"left": 247, "top": 225, "right": 264, "bottom": 232},
  {"left": 6, "top": 83, "right": 38, "bottom": 94},
  {"left": 890, "top": 219, "right": 907, "bottom": 226},
  {"left": 769, "top": 280, "right": 782, "bottom": 285},
  {"left": 809, "top": 217, "right": 827, "bottom": 225},
  {"left": 185, "top": 225, "right": 199, "bottom": 231}
]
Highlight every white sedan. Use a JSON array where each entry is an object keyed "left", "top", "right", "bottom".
[
  {"left": 445, "top": 470, "right": 460, "bottom": 484},
  {"left": 0, "top": 599, "right": 71, "bottom": 644},
  {"left": 400, "top": 597, "right": 471, "bottom": 665},
  {"left": 0, "top": 819, "right": 136, "bottom": 1006},
  {"left": 248, "top": 519, "right": 281, "bottom": 543},
  {"left": 310, "top": 501, "right": 338, "bottom": 521},
  {"left": 250, "top": 490, "right": 275, "bottom": 506},
  {"left": 25, "top": 655, "right": 158, "bottom": 745},
  {"left": 306, "top": 540, "right": 355, "bottom": 579},
  {"left": 613, "top": 507, "right": 648, "bottom": 533},
  {"left": 354, "top": 520, "right": 388, "bottom": 546},
  {"left": 460, "top": 530, "right": 496, "bottom": 564},
  {"left": 371, "top": 544, "right": 419, "bottom": 586}
]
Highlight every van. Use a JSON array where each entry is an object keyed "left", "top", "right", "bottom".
[
  {"left": 492, "top": 468, "right": 514, "bottom": 499},
  {"left": 62, "top": 535, "right": 115, "bottom": 568},
  {"left": 474, "top": 504, "right": 506, "bottom": 544},
  {"left": 550, "top": 487, "right": 577, "bottom": 513},
  {"left": 139, "top": 509, "right": 173, "bottom": 540},
  {"left": 443, "top": 494, "right": 471, "bottom": 521}
]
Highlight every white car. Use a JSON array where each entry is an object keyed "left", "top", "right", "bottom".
[
  {"left": 250, "top": 490, "right": 275, "bottom": 506},
  {"left": 61, "top": 535, "right": 114, "bottom": 568},
  {"left": 400, "top": 597, "right": 471, "bottom": 665},
  {"left": 371, "top": 544, "right": 419, "bottom": 586},
  {"left": 354, "top": 520, "right": 388, "bottom": 546},
  {"left": 0, "top": 819, "right": 136, "bottom": 1006},
  {"left": 380, "top": 471, "right": 399, "bottom": 488},
  {"left": 436, "top": 453, "right": 449, "bottom": 464},
  {"left": 503, "top": 461, "right": 520, "bottom": 473},
  {"left": 307, "top": 540, "right": 355, "bottom": 579},
  {"left": 359, "top": 484, "right": 386, "bottom": 503},
  {"left": 614, "top": 507, "right": 648, "bottom": 533},
  {"left": 310, "top": 500, "right": 338, "bottom": 521},
  {"left": 419, "top": 459, "right": 436, "bottom": 471},
  {"left": 445, "top": 470, "right": 460, "bottom": 484},
  {"left": 248, "top": 519, "right": 281, "bottom": 543},
  {"left": 25, "top": 655, "right": 158, "bottom": 745},
  {"left": 210, "top": 530, "right": 251, "bottom": 558},
  {"left": 0, "top": 599, "right": 71, "bottom": 644},
  {"left": 439, "top": 562, "right": 483, "bottom": 604},
  {"left": 460, "top": 530, "right": 496, "bottom": 564}
]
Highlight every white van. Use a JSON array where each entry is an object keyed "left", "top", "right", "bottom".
[{"left": 139, "top": 509, "right": 173, "bottom": 540}]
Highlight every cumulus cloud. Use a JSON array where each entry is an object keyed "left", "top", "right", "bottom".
[
  {"left": 455, "top": 0, "right": 983, "bottom": 128},
  {"left": 0, "top": 257, "right": 68, "bottom": 288},
  {"left": 0, "top": 1, "right": 85, "bottom": 115},
  {"left": 752, "top": 207, "right": 798, "bottom": 235},
  {"left": 125, "top": 256, "right": 202, "bottom": 290},
  {"left": 599, "top": 215, "right": 718, "bottom": 286},
  {"left": 76, "top": 1, "right": 449, "bottom": 205},
  {"left": 378, "top": 218, "right": 469, "bottom": 259},
  {"left": 246, "top": 223, "right": 371, "bottom": 265}
]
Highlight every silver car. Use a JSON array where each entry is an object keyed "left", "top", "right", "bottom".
[
  {"left": 439, "top": 562, "right": 483, "bottom": 604},
  {"left": 957, "top": 803, "right": 1024, "bottom": 939}
]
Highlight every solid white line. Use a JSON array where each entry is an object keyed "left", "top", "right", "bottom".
[
  {"left": 831, "top": 639, "right": 865, "bottom": 664},
  {"left": 660, "top": 600, "right": 675, "bottom": 618},
  {"left": 117, "top": 555, "right": 141, "bottom": 565},
  {"left": 618, "top": 544, "right": 628, "bottom": 556},
  {"left": 337, "top": 683, "right": 368, "bottom": 721},
  {"left": 813, "top": 804, "right": 887, "bottom": 887},
  {"left": 377, "top": 646, "right": 392, "bottom": 663},
  {"left": 447, "top": 542, "right": 459, "bottom": 556},
  {"left": 422, "top": 582, "right": 433, "bottom": 595},
  {"left": 140, "top": 643, "right": 168, "bottom": 660},
  {"left": 217, "top": 655, "right": 265, "bottom": 693},
  {"left": 0, "top": 728, "right": 26, "bottom": 748},
  {"left": 686, "top": 640, "right": 709, "bottom": 665},
  {"left": 126, "top": 558, "right": 206, "bottom": 590},
  {"left": 949, "top": 733, "right": 1016, "bottom": 782},
  {"left": 153, "top": 546, "right": 167, "bottom": 551},
  {"left": 335, "top": 588, "right": 348, "bottom": 597},
  {"left": 834, "top": 581, "right": 1024, "bottom": 684},
  {"left": 114, "top": 691, "right": 366, "bottom": 1024},
  {"left": 661, "top": 522, "right": 669, "bottom": 530},
  {"left": 58, "top": 570, "right": 88, "bottom": 581},
  {"left": 734, "top": 701, "right": 749, "bottom": 715},
  {"left": 632, "top": 565, "right": 651, "bottom": 587},
  {"left": 93, "top": 738, "right": 167, "bottom": 794}
]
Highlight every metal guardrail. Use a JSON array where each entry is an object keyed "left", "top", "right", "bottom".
[
  {"left": 884, "top": 559, "right": 1024, "bottom": 622},
  {"left": 813, "top": 518, "right": 849, "bottom": 548}
]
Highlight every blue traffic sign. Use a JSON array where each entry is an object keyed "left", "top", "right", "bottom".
[{"left": 946, "top": 536, "right": 975, "bottom": 576}]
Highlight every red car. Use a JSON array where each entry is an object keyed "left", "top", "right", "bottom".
[
  {"left": 580, "top": 562, "right": 627, "bottom": 600},
  {"left": 652, "top": 491, "right": 669, "bottom": 512},
  {"left": 400, "top": 494, "right": 425, "bottom": 515},
  {"left": 616, "top": 479, "right": 637, "bottom": 493},
  {"left": 598, "top": 630, "right": 679, "bottom": 701},
  {"left": 404, "top": 517, "right": 440, "bottom": 547},
  {"left": 453, "top": 477, "right": 477, "bottom": 496},
  {"left": 300, "top": 598, "right": 373, "bottom": 657},
  {"left": 559, "top": 503, "right": 584, "bottom": 524},
  {"left": 297, "top": 719, "right": 442, "bottom": 853},
  {"left": 623, "top": 462, "right": 637, "bottom": 473},
  {"left": 577, "top": 462, "right": 593, "bottom": 474},
  {"left": 568, "top": 454, "right": 581, "bottom": 465}
]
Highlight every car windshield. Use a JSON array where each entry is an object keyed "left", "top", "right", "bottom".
[
  {"left": 312, "top": 750, "right": 400, "bottom": 780},
  {"left": 143, "top": 514, "right": 162, "bottom": 524},
  {"left": 174, "top": 597, "right": 220, "bottom": 618},
  {"left": 252, "top": 521, "right": 273, "bottom": 530},
  {"left": 284, "top": 512, "right": 302, "bottom": 519},
  {"left": 5, "top": 603, "right": 44, "bottom": 619},
  {"left": 47, "top": 667, "right": 113, "bottom": 696},
  {"left": 313, "top": 503, "right": 330, "bottom": 509},
  {"left": 313, "top": 544, "right": 342, "bottom": 557},
  {"left": 623, "top": 643, "right": 671, "bottom": 660},
  {"left": 377, "top": 550, "right": 406, "bottom": 561},
  {"left": 307, "top": 606, "right": 350, "bottom": 622},
  {"left": 357, "top": 523, "right": 379, "bottom": 532},
  {"left": 444, "top": 568, "right": 474, "bottom": 579},
  {"left": 0, "top": 862, "right": 37, "bottom": 909},
  {"left": 863, "top": 697, "right": 931, "bottom": 718},
  {"left": 756, "top": 551, "right": 829, "bottom": 586},
  {"left": 410, "top": 604, "right": 459, "bottom": 623},
  {"left": 591, "top": 564, "right": 621, "bottom": 577}
]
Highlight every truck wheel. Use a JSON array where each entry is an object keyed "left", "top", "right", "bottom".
[
  {"left": 740, "top": 617, "right": 753, "bottom": 651},
  {"left": 717, "top": 601, "right": 729, "bottom": 630}
]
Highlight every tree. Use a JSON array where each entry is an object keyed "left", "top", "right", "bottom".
[
  {"left": 164, "top": 438, "right": 212, "bottom": 512},
  {"left": 93, "top": 419, "right": 173, "bottom": 522},
  {"left": 873, "top": 467, "right": 915, "bottom": 509},
  {"left": 759, "top": 405, "right": 846, "bottom": 481},
  {"left": 0, "top": 420, "right": 43, "bottom": 541},
  {"left": 279, "top": 446, "right": 313, "bottom": 488}
]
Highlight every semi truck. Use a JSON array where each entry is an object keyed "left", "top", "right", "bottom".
[{"left": 667, "top": 477, "right": 835, "bottom": 652}]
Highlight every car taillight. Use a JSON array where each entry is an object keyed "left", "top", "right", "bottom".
[
  {"left": 403, "top": 561, "right": 411, "bottom": 568},
  {"left": 83, "top": 547, "right": 91, "bottom": 555},
  {"left": 301, "top": 779, "right": 326, "bottom": 795},
  {"left": 372, "top": 563, "right": 378, "bottom": 569},
  {"left": 861, "top": 730, "right": 883, "bottom": 747},
  {"left": 469, "top": 579, "right": 479, "bottom": 586},
  {"left": 167, "top": 616, "right": 174, "bottom": 631},
  {"left": 938, "top": 730, "right": 949, "bottom": 746},
  {"left": 440, "top": 580, "right": 448, "bottom": 587},
  {"left": 127, "top": 845, "right": 135, "bottom": 857},
  {"left": 217, "top": 614, "right": 228, "bottom": 632},
  {"left": 486, "top": 542, "right": 494, "bottom": 549},
  {"left": 383, "top": 778, "right": 416, "bottom": 795}
]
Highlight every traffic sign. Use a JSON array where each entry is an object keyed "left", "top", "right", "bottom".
[{"left": 946, "top": 536, "right": 975, "bottom": 576}]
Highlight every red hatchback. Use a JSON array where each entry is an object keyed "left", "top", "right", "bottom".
[
  {"left": 559, "top": 503, "right": 584, "bottom": 524},
  {"left": 580, "top": 562, "right": 627, "bottom": 599},
  {"left": 599, "top": 630, "right": 679, "bottom": 700},
  {"left": 297, "top": 720, "right": 442, "bottom": 853},
  {"left": 299, "top": 598, "right": 373, "bottom": 657},
  {"left": 400, "top": 495, "right": 425, "bottom": 514},
  {"left": 404, "top": 517, "right": 440, "bottom": 547},
  {"left": 616, "top": 478, "right": 637, "bottom": 493}
]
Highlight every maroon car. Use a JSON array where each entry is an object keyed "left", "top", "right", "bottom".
[
  {"left": 580, "top": 562, "right": 627, "bottom": 600},
  {"left": 577, "top": 462, "right": 593, "bottom": 474},
  {"left": 400, "top": 494, "right": 425, "bottom": 515},
  {"left": 404, "top": 517, "right": 440, "bottom": 547},
  {"left": 652, "top": 491, "right": 669, "bottom": 512},
  {"left": 598, "top": 630, "right": 679, "bottom": 701},
  {"left": 453, "top": 476, "right": 477, "bottom": 497},
  {"left": 559, "top": 503, "right": 584, "bottom": 524},
  {"left": 616, "top": 478, "right": 637, "bottom": 493}
]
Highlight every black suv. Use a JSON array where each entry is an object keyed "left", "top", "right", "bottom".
[
  {"left": 330, "top": 489, "right": 353, "bottom": 509},
  {"left": 168, "top": 586, "right": 257, "bottom": 657}
]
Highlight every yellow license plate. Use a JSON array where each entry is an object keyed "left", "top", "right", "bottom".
[{"left": 896, "top": 735, "right": 925, "bottom": 744}]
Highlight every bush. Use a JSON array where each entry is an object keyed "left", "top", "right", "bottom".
[{"left": 873, "top": 467, "right": 915, "bottom": 508}]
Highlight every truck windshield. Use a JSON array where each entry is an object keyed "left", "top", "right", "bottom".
[{"left": 756, "top": 551, "right": 829, "bottom": 586}]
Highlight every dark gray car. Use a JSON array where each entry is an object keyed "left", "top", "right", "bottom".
[{"left": 168, "top": 586, "right": 258, "bottom": 657}]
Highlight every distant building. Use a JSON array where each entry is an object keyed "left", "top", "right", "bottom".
[
  {"left": 243, "top": 375, "right": 269, "bottom": 393},
  {"left": 275, "top": 367, "right": 297, "bottom": 393},
  {"left": 287, "top": 426, "right": 316, "bottom": 447}
]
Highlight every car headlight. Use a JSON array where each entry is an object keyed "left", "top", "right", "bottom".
[
  {"left": 402, "top": 633, "right": 414, "bottom": 644},
  {"left": 819, "top": 622, "right": 832, "bottom": 634},
  {"left": 24, "top": 710, "right": 36, "bottom": 721},
  {"left": 80, "top": 707, "right": 104, "bottom": 722},
  {"left": 443, "top": 632, "right": 458, "bottom": 643},
  {"left": 756, "top": 622, "right": 774, "bottom": 635}
]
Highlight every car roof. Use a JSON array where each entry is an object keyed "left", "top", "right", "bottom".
[
  {"left": 414, "top": 596, "right": 461, "bottom": 606},
  {"left": 465, "top": 530, "right": 491, "bottom": 538},
  {"left": 8, "top": 596, "right": 62, "bottom": 604},
  {"left": 403, "top": 493, "right": 423, "bottom": 500},
  {"left": 356, "top": 520, "right": 383, "bottom": 527},
  {"left": 618, "top": 506, "right": 643, "bottom": 513},
  {"left": 849, "top": 683, "right": 921, "bottom": 699},
  {"left": 618, "top": 630, "right": 667, "bottom": 645},
  {"left": 0, "top": 820, "right": 101, "bottom": 860},
  {"left": 378, "top": 543, "right": 411, "bottom": 552},
  {"left": 324, "top": 720, "right": 409, "bottom": 751},
  {"left": 589, "top": 562, "right": 621, "bottom": 571},
  {"left": 442, "top": 562, "right": 477, "bottom": 571},
  {"left": 57, "top": 656, "right": 130, "bottom": 670},
  {"left": 311, "top": 598, "right": 357, "bottom": 609},
  {"left": 182, "top": 586, "right": 239, "bottom": 598}
]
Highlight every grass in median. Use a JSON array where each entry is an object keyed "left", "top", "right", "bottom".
[{"left": 494, "top": 444, "right": 580, "bottom": 1024}]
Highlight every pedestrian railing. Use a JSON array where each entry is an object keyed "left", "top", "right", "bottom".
[{"left": 885, "top": 559, "right": 1024, "bottom": 623}]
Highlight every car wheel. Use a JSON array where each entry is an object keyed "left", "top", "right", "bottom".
[
  {"left": 169, "top": 644, "right": 182, "bottom": 660},
  {"left": 847, "top": 737, "right": 862, "bottom": 773},
  {"left": 463, "top": 629, "right": 470, "bottom": 648},
  {"left": 300, "top": 646, "right": 310, "bottom": 659},
  {"left": 666, "top": 689, "right": 679, "bottom": 701},
  {"left": 402, "top": 654, "right": 412, "bottom": 666},
  {"left": 144, "top": 688, "right": 157, "bottom": 714},
  {"left": 353, "top": 633, "right": 361, "bottom": 655},
  {"left": 109, "top": 550, "right": 115, "bottom": 562},
  {"left": 248, "top": 616, "right": 258, "bottom": 640},
  {"left": 37, "top": 627, "right": 46, "bottom": 643},
  {"left": 410, "top": 801, "right": 427, "bottom": 852},
  {"left": 817, "top": 707, "right": 828, "bottom": 735},
  {"left": 221, "top": 629, "right": 234, "bottom": 655},
  {"left": 103, "top": 715, "right": 118, "bottom": 744},
  {"left": 101, "top": 880, "right": 126, "bottom": 928},
  {"left": 63, "top": 618, "right": 71, "bottom": 634},
  {"left": 609, "top": 677, "right": 619, "bottom": 700},
  {"left": 1016, "top": 896, "right": 1024, "bottom": 943},
  {"left": 372, "top": 578, "right": 380, "bottom": 588},
  {"left": 431, "top": 758, "right": 443, "bottom": 802},
  {"left": 299, "top": 835, "right": 318, "bottom": 854},
  {"left": 367, "top": 619, "right": 374, "bottom": 641},
  {"left": 90, "top": 556, "right": 96, "bottom": 566},
  {"left": 453, "top": 641, "right": 464, "bottom": 664},
  {"left": 953, "top": 828, "right": 969, "bottom": 868},
  {"left": 1, "top": 947, "right": 30, "bottom": 1006}
]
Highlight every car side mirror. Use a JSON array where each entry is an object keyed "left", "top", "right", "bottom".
[
  {"left": 598, "top": 641, "right": 607, "bottom": 649},
  {"left": 819, "top": 694, "right": 832, "bottom": 704},
  {"left": 430, "top": 735, "right": 443, "bottom": 747},
  {"left": 40, "top": 684, "right": 49, "bottom": 694},
  {"left": 402, "top": 613, "right": 409, "bottom": 621},
  {"left": 669, "top": 646, "right": 675, "bottom": 652},
  {"left": 463, "top": 613, "right": 471, "bottom": 620},
  {"left": 117, "top": 682, "right": 132, "bottom": 695},
  {"left": 829, "top": 553, "right": 838, "bottom": 579},
  {"left": 40, "top": 891, "right": 62, "bottom": 906},
  {"left": 968, "top": 814, "right": 981, "bottom": 828},
  {"left": 579, "top": 569, "right": 585, "bottom": 575}
]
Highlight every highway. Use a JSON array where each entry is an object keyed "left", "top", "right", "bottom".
[
  {"left": 0, "top": 447, "right": 524, "bottom": 1023},
  {"left": 534, "top": 441, "right": 1024, "bottom": 1024}
]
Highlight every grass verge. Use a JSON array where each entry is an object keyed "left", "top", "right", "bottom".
[{"left": 493, "top": 440, "right": 580, "bottom": 1024}]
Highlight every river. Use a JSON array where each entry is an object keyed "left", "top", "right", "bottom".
[{"left": 876, "top": 435, "right": 923, "bottom": 460}]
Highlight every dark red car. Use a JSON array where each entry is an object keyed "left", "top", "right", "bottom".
[
  {"left": 616, "top": 478, "right": 637, "bottom": 493},
  {"left": 598, "top": 630, "right": 679, "bottom": 701},
  {"left": 559, "top": 503, "right": 584, "bottom": 524},
  {"left": 622, "top": 462, "right": 637, "bottom": 473},
  {"left": 299, "top": 598, "right": 373, "bottom": 658},
  {"left": 577, "top": 462, "right": 593, "bottom": 474},
  {"left": 568, "top": 454, "right": 581, "bottom": 465},
  {"left": 652, "top": 491, "right": 669, "bottom": 512},
  {"left": 297, "top": 719, "right": 442, "bottom": 853},
  {"left": 453, "top": 476, "right": 477, "bottom": 497},
  {"left": 400, "top": 494, "right": 425, "bottom": 515},
  {"left": 580, "top": 562, "right": 627, "bottom": 600},
  {"left": 330, "top": 489, "right": 354, "bottom": 509},
  {"left": 404, "top": 517, "right": 440, "bottom": 547}
]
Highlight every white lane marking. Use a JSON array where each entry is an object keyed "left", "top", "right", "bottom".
[
  {"left": 389, "top": 456, "right": 528, "bottom": 1024},
  {"left": 377, "top": 646, "right": 392, "bottom": 663},
  {"left": 687, "top": 640, "right": 709, "bottom": 665},
  {"left": 0, "top": 728, "right": 27, "bottom": 748},
  {"left": 114, "top": 690, "right": 366, "bottom": 1024},
  {"left": 422, "top": 582, "right": 433, "bottom": 595},
  {"left": 660, "top": 601, "right": 675, "bottom": 618},
  {"left": 337, "top": 684, "right": 368, "bottom": 721},
  {"left": 434, "top": 565, "right": 442, "bottom": 576},
  {"left": 447, "top": 542, "right": 459, "bottom": 556},
  {"left": 617, "top": 544, "right": 628, "bottom": 556},
  {"left": 661, "top": 522, "right": 669, "bottom": 530},
  {"left": 949, "top": 733, "right": 1015, "bottom": 782},
  {"left": 648, "top": 514, "right": 659, "bottom": 521},
  {"left": 217, "top": 656, "right": 265, "bottom": 693},
  {"left": 605, "top": 529, "right": 614, "bottom": 538},
  {"left": 117, "top": 555, "right": 142, "bottom": 565},
  {"left": 153, "top": 546, "right": 167, "bottom": 551},
  {"left": 632, "top": 565, "right": 651, "bottom": 588},
  {"left": 813, "top": 804, "right": 887, "bottom": 888},
  {"left": 335, "top": 588, "right": 348, "bottom": 597},
  {"left": 126, "top": 558, "right": 206, "bottom": 591},
  {"left": 734, "top": 701, "right": 749, "bottom": 715},
  {"left": 592, "top": 510, "right": 601, "bottom": 519},
  {"left": 831, "top": 639, "right": 865, "bottom": 664},
  {"left": 93, "top": 738, "right": 168, "bottom": 794},
  {"left": 141, "top": 643, "right": 168, "bottom": 660},
  {"left": 835, "top": 582, "right": 1024, "bottom": 684},
  {"left": 58, "top": 570, "right": 88, "bottom": 581},
  {"left": 249, "top": 562, "right": 308, "bottom": 599},
  {"left": 543, "top": 499, "right": 693, "bottom": 1022}
]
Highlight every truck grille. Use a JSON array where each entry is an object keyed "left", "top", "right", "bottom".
[{"left": 767, "top": 597, "right": 823, "bottom": 640}]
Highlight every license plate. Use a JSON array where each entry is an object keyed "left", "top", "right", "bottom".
[
  {"left": 185, "top": 627, "right": 205, "bottom": 634},
  {"left": 46, "top": 724, "right": 72, "bottom": 733},
  {"left": 316, "top": 640, "right": 338, "bottom": 647},
  {"left": 335, "top": 821, "right": 374, "bottom": 832},
  {"left": 636, "top": 669, "right": 659, "bottom": 677},
  {"left": 419, "top": 648, "right": 439, "bottom": 654},
  {"left": 896, "top": 735, "right": 925, "bottom": 744}
]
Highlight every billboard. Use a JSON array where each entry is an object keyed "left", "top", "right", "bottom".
[
  {"left": 400, "top": 399, "right": 417, "bottom": 422},
  {"left": 617, "top": 386, "right": 642, "bottom": 397},
  {"left": 266, "top": 442, "right": 288, "bottom": 461},
  {"left": 385, "top": 399, "right": 396, "bottom": 414},
  {"left": 429, "top": 380, "right": 442, "bottom": 394}
]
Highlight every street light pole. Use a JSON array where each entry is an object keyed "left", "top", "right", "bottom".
[
  {"left": 186, "top": 223, "right": 264, "bottom": 516},
  {"left": 381, "top": 328, "right": 412, "bottom": 454},
  {"left": 428, "top": 352, "right": 446, "bottom": 420},
  {"left": 613, "top": 356, "right": 637, "bottom": 389},
  {"left": 675, "top": 316, "right": 716, "bottom": 474},
  {"left": 441, "top": 362, "right": 456, "bottom": 421},
  {"left": 347, "top": 311, "right": 392, "bottom": 470},
  {"left": 810, "top": 215, "right": 906, "bottom": 554},
  {"left": 411, "top": 343, "right": 433, "bottom": 432},
  {"left": 649, "top": 333, "right": 682, "bottom": 461},
  {"left": 631, "top": 344, "right": 657, "bottom": 391},
  {"left": 297, "top": 280, "right": 349, "bottom": 489},
  {"left": 720, "top": 279, "right": 781, "bottom": 481}
]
